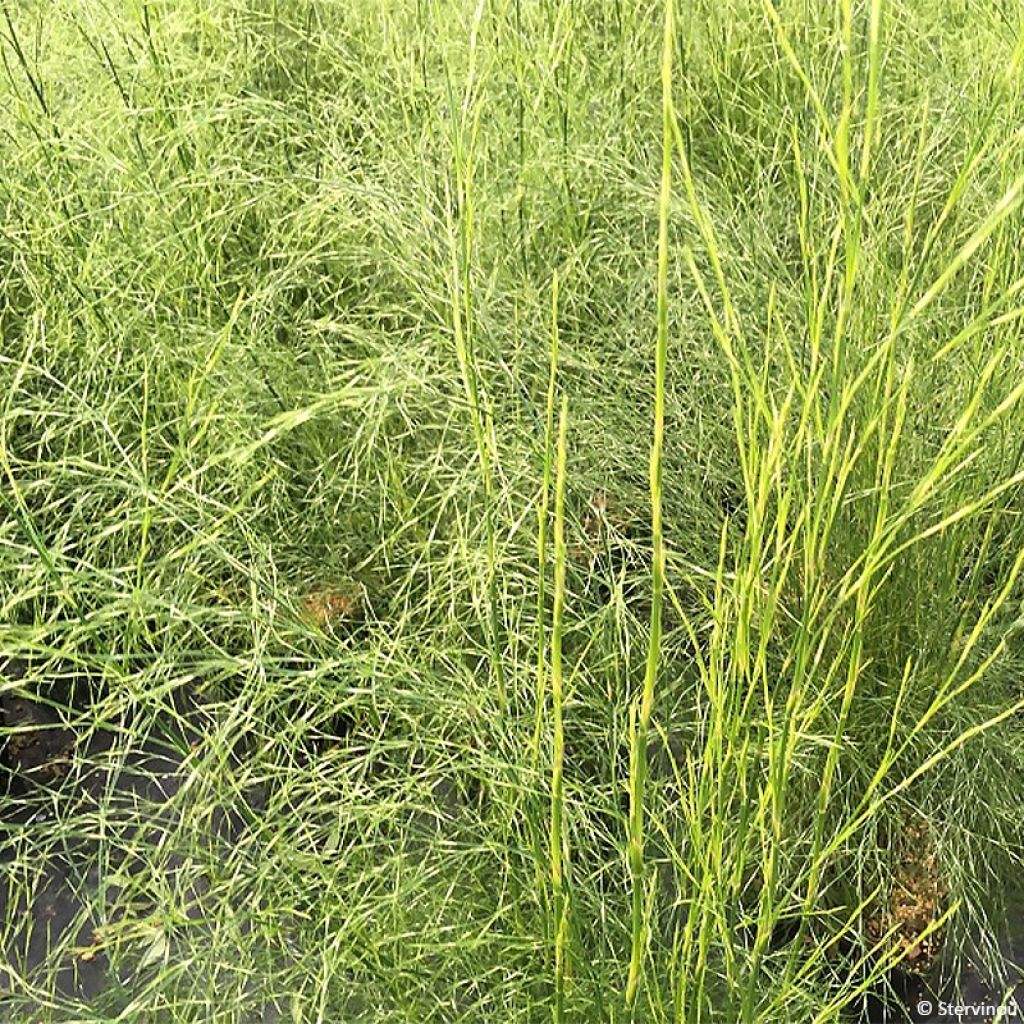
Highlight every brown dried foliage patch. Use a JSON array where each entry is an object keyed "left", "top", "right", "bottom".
[{"left": 866, "top": 814, "right": 947, "bottom": 972}]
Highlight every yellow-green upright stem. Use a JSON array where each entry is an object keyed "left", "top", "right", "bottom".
[
  {"left": 626, "top": 0, "right": 673, "bottom": 1006},
  {"left": 534, "top": 271, "right": 561, "bottom": 765},
  {"left": 551, "top": 394, "right": 570, "bottom": 1024},
  {"left": 441, "top": 0, "right": 508, "bottom": 710}
]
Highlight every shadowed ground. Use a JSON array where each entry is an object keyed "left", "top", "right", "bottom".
[{"left": 0, "top": 659, "right": 276, "bottom": 1019}]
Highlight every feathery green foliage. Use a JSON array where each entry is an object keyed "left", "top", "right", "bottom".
[{"left": 2, "top": 0, "right": 1024, "bottom": 1021}]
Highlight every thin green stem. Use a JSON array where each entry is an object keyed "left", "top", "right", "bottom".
[
  {"left": 625, "top": 0, "right": 673, "bottom": 1006},
  {"left": 551, "top": 393, "right": 570, "bottom": 1024}
]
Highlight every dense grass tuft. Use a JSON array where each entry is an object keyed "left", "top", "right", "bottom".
[{"left": 2, "top": 0, "right": 1024, "bottom": 1021}]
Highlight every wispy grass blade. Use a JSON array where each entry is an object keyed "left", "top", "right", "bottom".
[
  {"left": 550, "top": 393, "right": 569, "bottom": 1024},
  {"left": 625, "top": 0, "right": 673, "bottom": 1005}
]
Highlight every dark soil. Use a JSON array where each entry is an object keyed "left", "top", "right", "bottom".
[
  {"left": 0, "top": 658, "right": 273, "bottom": 1017},
  {"left": 864, "top": 938, "right": 1024, "bottom": 1023}
]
